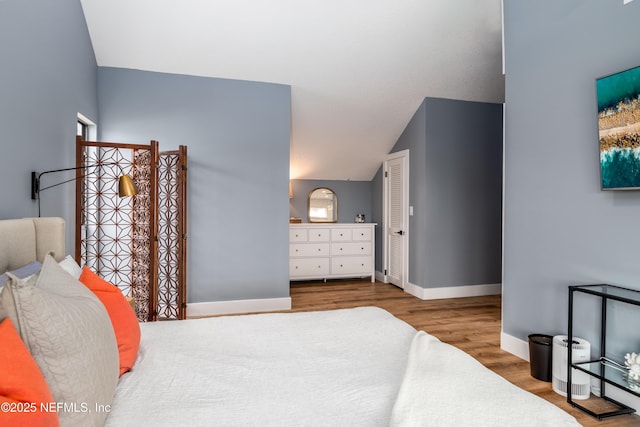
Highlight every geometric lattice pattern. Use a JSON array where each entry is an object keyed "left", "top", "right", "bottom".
[
  {"left": 76, "top": 137, "right": 186, "bottom": 322},
  {"left": 157, "top": 149, "right": 186, "bottom": 320},
  {"left": 130, "top": 148, "right": 154, "bottom": 322},
  {"left": 76, "top": 138, "right": 158, "bottom": 322}
]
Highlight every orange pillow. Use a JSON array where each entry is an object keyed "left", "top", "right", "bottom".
[
  {"left": 79, "top": 267, "right": 141, "bottom": 376},
  {"left": 0, "top": 318, "right": 59, "bottom": 427}
]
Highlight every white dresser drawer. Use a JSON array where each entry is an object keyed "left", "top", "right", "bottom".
[
  {"left": 290, "top": 258, "right": 330, "bottom": 277},
  {"left": 331, "top": 242, "right": 371, "bottom": 256},
  {"left": 289, "top": 228, "right": 308, "bottom": 242},
  {"left": 289, "top": 224, "right": 376, "bottom": 282},
  {"left": 290, "top": 243, "right": 330, "bottom": 257},
  {"left": 331, "top": 257, "right": 372, "bottom": 275},
  {"left": 308, "top": 229, "right": 330, "bottom": 242},
  {"left": 352, "top": 228, "right": 372, "bottom": 241},
  {"left": 331, "top": 228, "right": 352, "bottom": 241}
]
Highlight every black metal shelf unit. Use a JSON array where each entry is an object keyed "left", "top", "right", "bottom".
[{"left": 568, "top": 284, "right": 640, "bottom": 419}]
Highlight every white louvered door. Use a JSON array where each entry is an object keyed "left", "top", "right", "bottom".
[{"left": 383, "top": 151, "right": 408, "bottom": 289}]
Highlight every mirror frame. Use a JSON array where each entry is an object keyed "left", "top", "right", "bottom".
[{"left": 308, "top": 187, "right": 338, "bottom": 223}]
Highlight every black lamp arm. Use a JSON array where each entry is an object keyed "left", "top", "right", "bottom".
[{"left": 31, "top": 162, "right": 119, "bottom": 200}]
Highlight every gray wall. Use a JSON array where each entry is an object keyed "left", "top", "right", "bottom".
[
  {"left": 374, "top": 97, "right": 502, "bottom": 289},
  {"left": 0, "top": 0, "right": 98, "bottom": 253},
  {"left": 423, "top": 98, "right": 503, "bottom": 288},
  {"left": 290, "top": 179, "right": 372, "bottom": 224},
  {"left": 503, "top": 0, "right": 640, "bottom": 355},
  {"left": 97, "top": 67, "right": 291, "bottom": 303}
]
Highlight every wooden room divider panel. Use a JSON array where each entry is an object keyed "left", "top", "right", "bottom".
[
  {"left": 75, "top": 136, "right": 187, "bottom": 321},
  {"left": 157, "top": 146, "right": 187, "bottom": 320}
]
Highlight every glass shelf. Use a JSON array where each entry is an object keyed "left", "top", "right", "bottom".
[
  {"left": 573, "top": 358, "right": 640, "bottom": 398},
  {"left": 568, "top": 284, "right": 640, "bottom": 419},
  {"left": 571, "top": 284, "right": 640, "bottom": 306}
]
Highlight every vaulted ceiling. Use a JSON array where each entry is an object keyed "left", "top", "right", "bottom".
[{"left": 80, "top": 0, "right": 504, "bottom": 181}]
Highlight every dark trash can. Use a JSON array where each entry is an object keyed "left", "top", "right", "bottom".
[{"left": 528, "top": 334, "right": 553, "bottom": 382}]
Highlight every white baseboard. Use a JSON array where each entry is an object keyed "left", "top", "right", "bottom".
[
  {"left": 403, "top": 282, "right": 423, "bottom": 297},
  {"left": 404, "top": 282, "right": 502, "bottom": 300},
  {"left": 500, "top": 331, "right": 529, "bottom": 361},
  {"left": 187, "top": 297, "right": 292, "bottom": 318},
  {"left": 375, "top": 270, "right": 386, "bottom": 283}
]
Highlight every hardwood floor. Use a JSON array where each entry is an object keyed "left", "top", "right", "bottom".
[{"left": 288, "top": 279, "right": 640, "bottom": 426}]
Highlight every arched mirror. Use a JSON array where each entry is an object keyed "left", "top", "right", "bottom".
[{"left": 308, "top": 187, "right": 338, "bottom": 223}]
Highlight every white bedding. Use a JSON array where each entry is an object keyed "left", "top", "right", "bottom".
[
  {"left": 105, "top": 307, "right": 417, "bottom": 427},
  {"left": 390, "top": 331, "right": 581, "bottom": 426},
  {"left": 105, "top": 307, "right": 580, "bottom": 427}
]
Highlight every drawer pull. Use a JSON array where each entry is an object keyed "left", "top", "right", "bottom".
[{"left": 317, "top": 248, "right": 321, "bottom": 251}]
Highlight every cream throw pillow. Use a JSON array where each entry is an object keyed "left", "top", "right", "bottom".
[
  {"left": 0, "top": 254, "right": 119, "bottom": 427},
  {"left": 57, "top": 255, "right": 82, "bottom": 280}
]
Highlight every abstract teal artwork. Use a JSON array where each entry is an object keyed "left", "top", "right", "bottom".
[{"left": 597, "top": 65, "right": 640, "bottom": 189}]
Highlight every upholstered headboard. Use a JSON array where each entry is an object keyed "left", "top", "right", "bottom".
[{"left": 0, "top": 217, "right": 65, "bottom": 273}]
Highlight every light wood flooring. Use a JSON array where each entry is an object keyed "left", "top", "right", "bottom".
[{"left": 288, "top": 279, "right": 640, "bottom": 427}]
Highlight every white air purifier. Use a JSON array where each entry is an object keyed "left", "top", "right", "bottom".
[{"left": 552, "top": 335, "right": 591, "bottom": 400}]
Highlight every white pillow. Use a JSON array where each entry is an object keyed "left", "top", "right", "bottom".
[
  {"left": 58, "top": 254, "right": 82, "bottom": 279},
  {"left": 0, "top": 254, "right": 119, "bottom": 427}
]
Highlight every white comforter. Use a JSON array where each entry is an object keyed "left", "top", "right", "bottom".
[
  {"left": 105, "top": 307, "right": 580, "bottom": 427},
  {"left": 105, "top": 307, "right": 416, "bottom": 427},
  {"left": 390, "top": 331, "right": 581, "bottom": 426}
]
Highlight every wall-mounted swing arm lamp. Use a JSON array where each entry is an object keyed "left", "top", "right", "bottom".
[{"left": 31, "top": 163, "right": 137, "bottom": 216}]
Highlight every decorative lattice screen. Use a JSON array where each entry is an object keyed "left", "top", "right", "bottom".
[
  {"left": 157, "top": 147, "right": 187, "bottom": 320},
  {"left": 75, "top": 136, "right": 187, "bottom": 321}
]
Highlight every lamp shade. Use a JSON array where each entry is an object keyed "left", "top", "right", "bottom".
[{"left": 118, "top": 175, "right": 137, "bottom": 197}]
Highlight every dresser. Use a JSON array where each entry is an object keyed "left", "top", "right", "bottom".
[{"left": 289, "top": 223, "right": 376, "bottom": 282}]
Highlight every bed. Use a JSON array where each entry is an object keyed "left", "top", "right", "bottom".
[{"left": 0, "top": 217, "right": 581, "bottom": 426}]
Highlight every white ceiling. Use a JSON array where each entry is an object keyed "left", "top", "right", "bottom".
[{"left": 80, "top": 0, "right": 505, "bottom": 181}]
